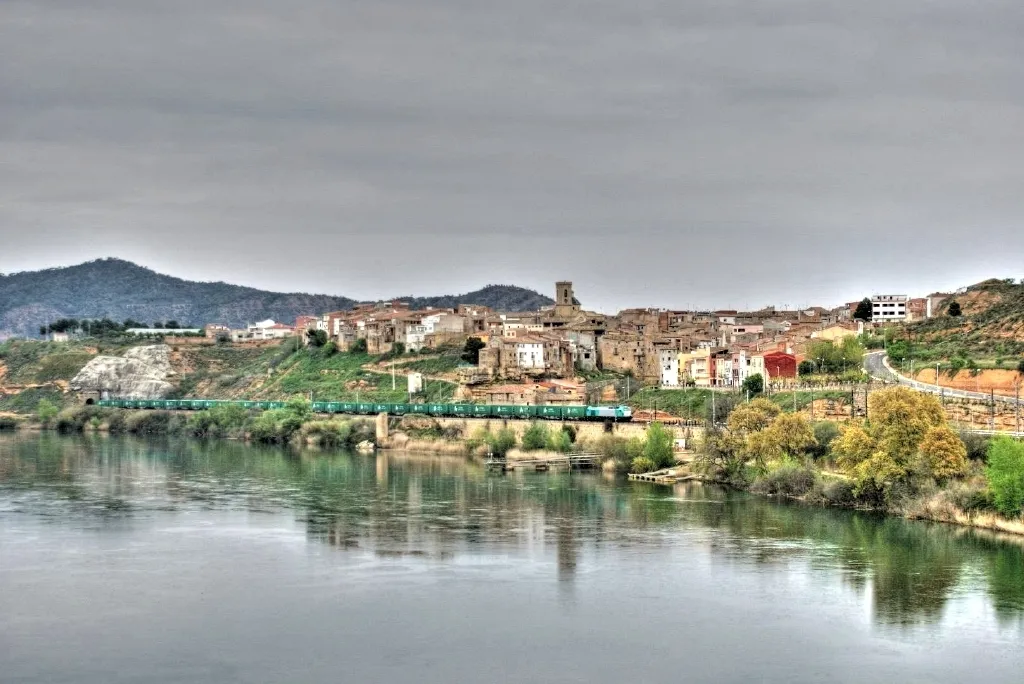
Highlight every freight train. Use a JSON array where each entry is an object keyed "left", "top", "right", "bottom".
[{"left": 95, "top": 399, "right": 634, "bottom": 422}]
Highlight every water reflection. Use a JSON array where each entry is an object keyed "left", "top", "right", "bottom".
[{"left": 2, "top": 433, "right": 1023, "bottom": 628}]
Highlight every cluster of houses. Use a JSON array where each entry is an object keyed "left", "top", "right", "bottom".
[{"left": 216, "top": 284, "right": 950, "bottom": 394}]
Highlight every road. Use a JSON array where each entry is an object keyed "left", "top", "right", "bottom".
[{"left": 863, "top": 351, "right": 1021, "bottom": 405}]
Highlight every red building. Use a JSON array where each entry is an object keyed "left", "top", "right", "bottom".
[
  {"left": 295, "top": 315, "right": 318, "bottom": 332},
  {"left": 762, "top": 351, "right": 797, "bottom": 381}
]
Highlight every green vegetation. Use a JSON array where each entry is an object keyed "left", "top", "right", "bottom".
[
  {"left": 401, "top": 354, "right": 463, "bottom": 375},
  {"left": 986, "top": 438, "right": 1024, "bottom": 518},
  {"left": 947, "top": 301, "right": 962, "bottom": 317},
  {"left": 806, "top": 338, "right": 865, "bottom": 375},
  {"left": 461, "top": 337, "right": 485, "bottom": 365},
  {"left": 36, "top": 399, "right": 59, "bottom": 427},
  {"left": 741, "top": 373, "right": 764, "bottom": 396},
  {"left": 0, "top": 416, "right": 18, "bottom": 431},
  {"left": 854, "top": 298, "right": 872, "bottom": 321}
]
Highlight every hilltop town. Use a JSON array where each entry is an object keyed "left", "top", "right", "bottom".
[{"left": 172, "top": 282, "right": 955, "bottom": 403}]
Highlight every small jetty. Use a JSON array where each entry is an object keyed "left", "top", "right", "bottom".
[
  {"left": 486, "top": 453, "right": 601, "bottom": 473},
  {"left": 628, "top": 467, "right": 700, "bottom": 485}
]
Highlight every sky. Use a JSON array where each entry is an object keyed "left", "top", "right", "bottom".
[{"left": 1, "top": 0, "right": 1023, "bottom": 314}]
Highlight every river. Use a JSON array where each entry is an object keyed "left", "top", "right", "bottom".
[{"left": 1, "top": 433, "right": 1022, "bottom": 683}]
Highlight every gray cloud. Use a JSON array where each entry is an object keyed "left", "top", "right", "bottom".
[{"left": 1, "top": 0, "right": 1022, "bottom": 311}]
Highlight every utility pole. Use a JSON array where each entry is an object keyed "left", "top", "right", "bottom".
[
  {"left": 711, "top": 389, "right": 716, "bottom": 426},
  {"left": 1016, "top": 382, "right": 1020, "bottom": 434},
  {"left": 991, "top": 388, "right": 996, "bottom": 430},
  {"left": 392, "top": 357, "right": 396, "bottom": 391}
]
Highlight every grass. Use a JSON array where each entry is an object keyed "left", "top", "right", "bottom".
[
  {"left": 0, "top": 340, "right": 99, "bottom": 384},
  {"left": 398, "top": 355, "right": 464, "bottom": 375},
  {"left": 626, "top": 387, "right": 711, "bottom": 419},
  {"left": 0, "top": 387, "right": 68, "bottom": 413}
]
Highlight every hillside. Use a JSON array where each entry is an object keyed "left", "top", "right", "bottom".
[
  {"left": 0, "top": 258, "right": 551, "bottom": 336},
  {"left": 908, "top": 278, "right": 1024, "bottom": 362}
]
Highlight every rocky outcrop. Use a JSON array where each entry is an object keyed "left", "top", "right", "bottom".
[{"left": 71, "top": 345, "right": 175, "bottom": 399}]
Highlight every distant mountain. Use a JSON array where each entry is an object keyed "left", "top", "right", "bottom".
[{"left": 0, "top": 258, "right": 552, "bottom": 336}]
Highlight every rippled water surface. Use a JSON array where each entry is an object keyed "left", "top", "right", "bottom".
[{"left": 2, "top": 434, "right": 1023, "bottom": 683}]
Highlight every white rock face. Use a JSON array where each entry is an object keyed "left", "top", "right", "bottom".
[{"left": 71, "top": 345, "right": 175, "bottom": 399}]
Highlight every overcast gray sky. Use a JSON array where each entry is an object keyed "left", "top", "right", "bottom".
[{"left": 1, "top": 0, "right": 1022, "bottom": 312}]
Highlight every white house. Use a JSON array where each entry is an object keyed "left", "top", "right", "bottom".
[
  {"left": 659, "top": 349, "right": 679, "bottom": 387},
  {"left": 405, "top": 324, "right": 428, "bottom": 351},
  {"left": 247, "top": 320, "right": 294, "bottom": 340},
  {"left": 516, "top": 340, "right": 545, "bottom": 369},
  {"left": 871, "top": 295, "right": 908, "bottom": 322}
]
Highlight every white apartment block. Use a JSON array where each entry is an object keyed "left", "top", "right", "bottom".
[
  {"left": 516, "top": 341, "right": 545, "bottom": 369},
  {"left": 659, "top": 349, "right": 680, "bottom": 387},
  {"left": 871, "top": 295, "right": 908, "bottom": 321}
]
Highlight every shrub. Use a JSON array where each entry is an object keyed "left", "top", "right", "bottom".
[
  {"left": 630, "top": 456, "right": 656, "bottom": 474},
  {"left": 55, "top": 407, "right": 92, "bottom": 433},
  {"left": 106, "top": 410, "right": 128, "bottom": 434},
  {"left": 821, "top": 479, "right": 857, "bottom": 507},
  {"left": 521, "top": 422, "right": 550, "bottom": 451},
  {"left": 959, "top": 430, "right": 991, "bottom": 461},
  {"left": 644, "top": 422, "right": 676, "bottom": 469},
  {"left": 301, "top": 420, "right": 352, "bottom": 448},
  {"left": 37, "top": 399, "right": 59, "bottom": 426},
  {"left": 126, "top": 411, "right": 173, "bottom": 435},
  {"left": 548, "top": 429, "right": 573, "bottom": 453},
  {"left": 488, "top": 428, "right": 517, "bottom": 457},
  {"left": 349, "top": 338, "right": 368, "bottom": 354},
  {"left": 810, "top": 421, "right": 840, "bottom": 459},
  {"left": 986, "top": 437, "right": 1024, "bottom": 518},
  {"left": 0, "top": 416, "right": 18, "bottom": 431},
  {"left": 751, "top": 460, "right": 816, "bottom": 497}
]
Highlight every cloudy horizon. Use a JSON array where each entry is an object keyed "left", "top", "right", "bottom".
[{"left": 2, "top": 1, "right": 1022, "bottom": 313}]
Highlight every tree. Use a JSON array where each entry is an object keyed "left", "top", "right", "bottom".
[
  {"left": 742, "top": 373, "right": 764, "bottom": 396},
  {"left": 349, "top": 338, "right": 368, "bottom": 354},
  {"left": 37, "top": 399, "right": 59, "bottom": 426},
  {"left": 947, "top": 301, "right": 962, "bottom": 317},
  {"left": 798, "top": 360, "right": 816, "bottom": 376},
  {"left": 644, "top": 422, "right": 676, "bottom": 469},
  {"left": 833, "top": 387, "right": 962, "bottom": 499},
  {"left": 1017, "top": 358, "right": 1024, "bottom": 375},
  {"left": 918, "top": 426, "right": 968, "bottom": 482},
  {"left": 986, "top": 437, "right": 1024, "bottom": 518},
  {"left": 727, "top": 398, "right": 781, "bottom": 434},
  {"left": 766, "top": 413, "right": 817, "bottom": 458},
  {"left": 461, "top": 337, "right": 486, "bottom": 365},
  {"left": 165, "top": 320, "right": 180, "bottom": 329},
  {"left": 306, "top": 328, "right": 328, "bottom": 348},
  {"left": 854, "top": 298, "right": 873, "bottom": 321},
  {"left": 521, "top": 422, "right": 550, "bottom": 451},
  {"left": 39, "top": 326, "right": 47, "bottom": 338}
]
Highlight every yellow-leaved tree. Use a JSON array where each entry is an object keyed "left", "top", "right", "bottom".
[{"left": 831, "top": 386, "right": 966, "bottom": 499}]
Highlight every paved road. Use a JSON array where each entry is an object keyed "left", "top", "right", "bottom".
[{"left": 863, "top": 351, "right": 1021, "bottom": 405}]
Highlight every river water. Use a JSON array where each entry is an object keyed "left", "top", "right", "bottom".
[{"left": 1, "top": 434, "right": 1022, "bottom": 683}]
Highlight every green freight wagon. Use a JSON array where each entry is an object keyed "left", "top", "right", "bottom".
[
  {"left": 537, "top": 406, "right": 563, "bottom": 420},
  {"left": 450, "top": 404, "right": 472, "bottom": 417},
  {"left": 562, "top": 406, "right": 587, "bottom": 420}
]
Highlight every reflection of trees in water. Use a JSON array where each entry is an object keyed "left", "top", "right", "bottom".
[{"left": 4, "top": 435, "right": 1024, "bottom": 626}]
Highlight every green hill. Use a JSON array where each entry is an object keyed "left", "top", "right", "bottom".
[{"left": 0, "top": 258, "right": 551, "bottom": 336}]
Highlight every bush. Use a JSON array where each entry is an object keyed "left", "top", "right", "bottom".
[
  {"left": 106, "top": 410, "right": 129, "bottom": 434},
  {"left": 301, "top": 420, "right": 352, "bottom": 448},
  {"left": 0, "top": 416, "right": 18, "bottom": 431},
  {"left": 349, "top": 338, "right": 368, "bottom": 354},
  {"left": 751, "top": 461, "right": 816, "bottom": 497},
  {"left": 521, "top": 422, "right": 550, "bottom": 451},
  {"left": 548, "top": 429, "right": 573, "bottom": 453},
  {"left": 630, "top": 456, "right": 656, "bottom": 474},
  {"left": 986, "top": 437, "right": 1024, "bottom": 518},
  {"left": 810, "top": 422, "right": 840, "bottom": 459},
  {"left": 37, "top": 399, "right": 59, "bottom": 426},
  {"left": 488, "top": 428, "right": 517, "bottom": 457},
  {"left": 815, "top": 478, "right": 857, "bottom": 507},
  {"left": 126, "top": 411, "right": 174, "bottom": 435},
  {"left": 741, "top": 373, "right": 764, "bottom": 395},
  {"left": 644, "top": 422, "right": 676, "bottom": 469},
  {"left": 960, "top": 430, "right": 991, "bottom": 461}
]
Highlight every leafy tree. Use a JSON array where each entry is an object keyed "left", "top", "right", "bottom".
[
  {"left": 767, "top": 413, "right": 817, "bottom": 458},
  {"left": 349, "top": 338, "right": 368, "bottom": 354},
  {"left": 832, "top": 387, "right": 960, "bottom": 499},
  {"left": 521, "top": 422, "right": 550, "bottom": 451},
  {"left": 37, "top": 399, "right": 59, "bottom": 426},
  {"left": 306, "top": 328, "right": 328, "bottom": 347},
  {"left": 918, "top": 426, "right": 968, "bottom": 482},
  {"left": 488, "top": 427, "right": 518, "bottom": 457},
  {"left": 986, "top": 437, "right": 1024, "bottom": 518},
  {"left": 798, "top": 360, "right": 816, "bottom": 376},
  {"left": 741, "top": 373, "right": 764, "bottom": 395},
  {"left": 810, "top": 421, "right": 840, "bottom": 459},
  {"left": 461, "top": 337, "right": 486, "bottom": 364},
  {"left": 165, "top": 321, "right": 180, "bottom": 329},
  {"left": 854, "top": 298, "right": 873, "bottom": 321},
  {"left": 947, "top": 301, "right": 962, "bottom": 317},
  {"left": 321, "top": 341, "right": 337, "bottom": 356},
  {"left": 39, "top": 326, "right": 47, "bottom": 338},
  {"left": 122, "top": 319, "right": 148, "bottom": 329},
  {"left": 548, "top": 429, "right": 573, "bottom": 453},
  {"left": 727, "top": 398, "right": 781, "bottom": 434},
  {"left": 644, "top": 422, "right": 676, "bottom": 469}
]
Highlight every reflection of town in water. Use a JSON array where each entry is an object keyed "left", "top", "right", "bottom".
[{"left": 2, "top": 433, "right": 1023, "bottom": 628}]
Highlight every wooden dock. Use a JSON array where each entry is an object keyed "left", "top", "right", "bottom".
[
  {"left": 486, "top": 453, "right": 601, "bottom": 473},
  {"left": 628, "top": 468, "right": 700, "bottom": 485}
]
